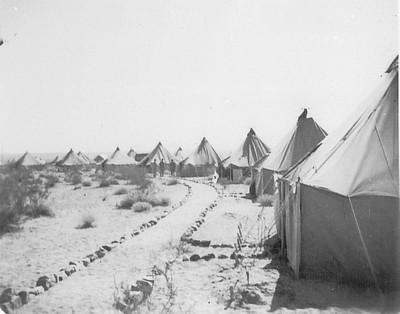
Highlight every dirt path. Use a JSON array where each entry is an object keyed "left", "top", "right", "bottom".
[{"left": 19, "top": 181, "right": 217, "bottom": 314}]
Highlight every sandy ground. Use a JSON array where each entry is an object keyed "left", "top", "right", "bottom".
[
  {"left": 167, "top": 184, "right": 400, "bottom": 314},
  {"left": 0, "top": 177, "right": 187, "bottom": 293},
  {"left": 192, "top": 196, "right": 275, "bottom": 246},
  {"left": 18, "top": 181, "right": 218, "bottom": 314},
  {"left": 4, "top": 180, "right": 399, "bottom": 313}
]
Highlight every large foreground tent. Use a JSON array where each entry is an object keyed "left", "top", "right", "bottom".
[
  {"left": 14, "top": 151, "right": 42, "bottom": 167},
  {"left": 255, "top": 110, "right": 327, "bottom": 195},
  {"left": 224, "top": 128, "right": 270, "bottom": 181},
  {"left": 181, "top": 137, "right": 221, "bottom": 177},
  {"left": 276, "top": 58, "right": 399, "bottom": 289},
  {"left": 139, "top": 142, "right": 176, "bottom": 166},
  {"left": 103, "top": 147, "right": 137, "bottom": 166},
  {"left": 58, "top": 149, "right": 85, "bottom": 166}
]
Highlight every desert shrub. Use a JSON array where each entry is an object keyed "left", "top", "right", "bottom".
[
  {"left": 114, "top": 188, "right": 128, "bottom": 195},
  {"left": 257, "top": 194, "right": 275, "bottom": 207},
  {"left": 147, "top": 195, "right": 170, "bottom": 207},
  {"left": 132, "top": 201, "right": 152, "bottom": 213},
  {"left": 165, "top": 178, "right": 178, "bottom": 186},
  {"left": 76, "top": 213, "right": 96, "bottom": 229},
  {"left": 71, "top": 174, "right": 82, "bottom": 185},
  {"left": 26, "top": 203, "right": 54, "bottom": 218},
  {"left": 0, "top": 168, "right": 51, "bottom": 233},
  {"left": 99, "top": 179, "right": 111, "bottom": 188},
  {"left": 115, "top": 167, "right": 151, "bottom": 190},
  {"left": 118, "top": 197, "right": 135, "bottom": 209},
  {"left": 82, "top": 180, "right": 92, "bottom": 187},
  {"left": 43, "top": 174, "right": 59, "bottom": 188},
  {"left": 109, "top": 178, "right": 119, "bottom": 185},
  {"left": 129, "top": 188, "right": 170, "bottom": 207}
]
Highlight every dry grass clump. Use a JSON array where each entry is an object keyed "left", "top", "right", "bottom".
[
  {"left": 131, "top": 189, "right": 170, "bottom": 207},
  {"left": 109, "top": 178, "right": 119, "bottom": 185},
  {"left": 82, "top": 180, "right": 92, "bottom": 187},
  {"left": 256, "top": 194, "right": 275, "bottom": 207},
  {"left": 132, "top": 201, "right": 152, "bottom": 213},
  {"left": 71, "top": 174, "right": 82, "bottom": 185},
  {"left": 99, "top": 179, "right": 111, "bottom": 188},
  {"left": 165, "top": 178, "right": 178, "bottom": 186},
  {"left": 120, "top": 167, "right": 151, "bottom": 190},
  {"left": 76, "top": 213, "right": 96, "bottom": 229},
  {"left": 117, "top": 185, "right": 170, "bottom": 210},
  {"left": 25, "top": 203, "right": 54, "bottom": 218},
  {"left": 118, "top": 197, "right": 135, "bottom": 209},
  {"left": 114, "top": 188, "right": 128, "bottom": 195},
  {"left": 0, "top": 168, "right": 52, "bottom": 233},
  {"left": 43, "top": 174, "right": 59, "bottom": 188},
  {"left": 148, "top": 195, "right": 170, "bottom": 207}
]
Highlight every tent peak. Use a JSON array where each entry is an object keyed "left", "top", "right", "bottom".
[
  {"left": 386, "top": 55, "right": 398, "bottom": 73},
  {"left": 247, "top": 128, "right": 256, "bottom": 137},
  {"left": 298, "top": 108, "right": 308, "bottom": 120}
]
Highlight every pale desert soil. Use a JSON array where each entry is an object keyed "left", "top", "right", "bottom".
[
  {"left": 19, "top": 181, "right": 218, "bottom": 314},
  {"left": 168, "top": 185, "right": 400, "bottom": 314},
  {"left": 7, "top": 180, "right": 400, "bottom": 313},
  {"left": 192, "top": 195, "right": 275, "bottom": 245},
  {"left": 0, "top": 177, "right": 187, "bottom": 292}
]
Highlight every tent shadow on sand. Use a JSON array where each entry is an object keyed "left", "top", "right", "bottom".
[{"left": 265, "top": 255, "right": 400, "bottom": 313}]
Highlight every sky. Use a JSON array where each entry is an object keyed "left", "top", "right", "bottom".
[{"left": 0, "top": 0, "right": 397, "bottom": 157}]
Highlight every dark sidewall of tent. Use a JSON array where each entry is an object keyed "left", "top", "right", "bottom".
[
  {"left": 256, "top": 168, "right": 275, "bottom": 195},
  {"left": 277, "top": 180, "right": 400, "bottom": 290},
  {"left": 179, "top": 164, "right": 216, "bottom": 178}
]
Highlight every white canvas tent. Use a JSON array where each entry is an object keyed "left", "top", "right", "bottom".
[
  {"left": 139, "top": 142, "right": 176, "bottom": 166},
  {"left": 180, "top": 138, "right": 221, "bottom": 177},
  {"left": 103, "top": 147, "right": 137, "bottom": 165},
  {"left": 223, "top": 128, "right": 270, "bottom": 181},
  {"left": 224, "top": 128, "right": 270, "bottom": 168},
  {"left": 255, "top": 110, "right": 327, "bottom": 195},
  {"left": 174, "top": 147, "right": 185, "bottom": 162},
  {"left": 15, "top": 152, "right": 42, "bottom": 167},
  {"left": 277, "top": 58, "right": 399, "bottom": 289},
  {"left": 58, "top": 149, "right": 85, "bottom": 166},
  {"left": 127, "top": 148, "right": 136, "bottom": 159},
  {"left": 77, "top": 151, "right": 92, "bottom": 164}
]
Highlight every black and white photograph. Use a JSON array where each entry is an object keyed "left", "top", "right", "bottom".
[{"left": 0, "top": 0, "right": 398, "bottom": 313}]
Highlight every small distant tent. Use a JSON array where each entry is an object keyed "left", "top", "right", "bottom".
[
  {"left": 58, "top": 149, "right": 85, "bottom": 166},
  {"left": 181, "top": 138, "right": 221, "bottom": 177},
  {"left": 94, "top": 154, "right": 106, "bottom": 164},
  {"left": 127, "top": 148, "right": 136, "bottom": 159},
  {"left": 224, "top": 128, "right": 270, "bottom": 181},
  {"left": 77, "top": 151, "right": 92, "bottom": 164},
  {"left": 48, "top": 155, "right": 59, "bottom": 165},
  {"left": 103, "top": 147, "right": 137, "bottom": 166},
  {"left": 14, "top": 152, "right": 42, "bottom": 167},
  {"left": 276, "top": 58, "right": 399, "bottom": 289},
  {"left": 139, "top": 142, "right": 176, "bottom": 166},
  {"left": 255, "top": 110, "right": 327, "bottom": 195},
  {"left": 134, "top": 153, "right": 148, "bottom": 163},
  {"left": 35, "top": 156, "right": 46, "bottom": 165},
  {"left": 174, "top": 147, "right": 185, "bottom": 162}
]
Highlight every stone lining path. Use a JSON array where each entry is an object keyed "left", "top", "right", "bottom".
[{"left": 19, "top": 181, "right": 217, "bottom": 314}]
